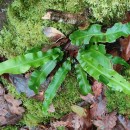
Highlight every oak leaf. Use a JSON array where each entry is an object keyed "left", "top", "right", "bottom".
[
  {"left": 93, "top": 112, "right": 117, "bottom": 130},
  {"left": 90, "top": 98, "right": 107, "bottom": 119},
  {"left": 92, "top": 81, "right": 103, "bottom": 97},
  {"left": 80, "top": 93, "right": 95, "bottom": 104},
  {"left": 4, "top": 94, "right": 25, "bottom": 115},
  {"left": 118, "top": 115, "right": 130, "bottom": 130}
]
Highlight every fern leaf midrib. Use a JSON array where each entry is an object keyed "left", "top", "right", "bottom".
[
  {"left": 35, "top": 61, "right": 55, "bottom": 86},
  {"left": 80, "top": 57, "right": 128, "bottom": 89},
  {"left": 0, "top": 52, "right": 59, "bottom": 74},
  {"left": 75, "top": 31, "right": 124, "bottom": 43}
]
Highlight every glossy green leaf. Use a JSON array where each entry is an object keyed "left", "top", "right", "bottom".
[
  {"left": 0, "top": 48, "right": 62, "bottom": 75},
  {"left": 77, "top": 50, "right": 130, "bottom": 95},
  {"left": 70, "top": 22, "right": 130, "bottom": 46},
  {"left": 106, "top": 54, "right": 130, "bottom": 68},
  {"left": 80, "top": 46, "right": 112, "bottom": 69},
  {"left": 42, "top": 59, "right": 71, "bottom": 115},
  {"left": 75, "top": 64, "right": 92, "bottom": 95},
  {"left": 28, "top": 60, "right": 57, "bottom": 94}
]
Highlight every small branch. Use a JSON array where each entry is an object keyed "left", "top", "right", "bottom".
[{"left": 42, "top": 9, "right": 89, "bottom": 29}]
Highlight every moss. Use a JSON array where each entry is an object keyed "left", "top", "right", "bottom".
[
  {"left": 1, "top": 73, "right": 80, "bottom": 127},
  {"left": 1, "top": 126, "right": 18, "bottom": 130},
  {"left": 106, "top": 89, "right": 130, "bottom": 117},
  {"left": 106, "top": 68, "right": 130, "bottom": 117},
  {"left": 1, "top": 0, "right": 130, "bottom": 58},
  {"left": 84, "top": 0, "right": 130, "bottom": 23}
]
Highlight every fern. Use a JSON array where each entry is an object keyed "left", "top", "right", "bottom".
[
  {"left": 28, "top": 60, "right": 57, "bottom": 93},
  {"left": 77, "top": 48, "right": 130, "bottom": 94},
  {"left": 0, "top": 22, "right": 130, "bottom": 115},
  {"left": 75, "top": 64, "right": 92, "bottom": 95},
  {"left": 70, "top": 22, "right": 130, "bottom": 46},
  {"left": 0, "top": 48, "right": 62, "bottom": 75},
  {"left": 42, "top": 59, "right": 71, "bottom": 114}
]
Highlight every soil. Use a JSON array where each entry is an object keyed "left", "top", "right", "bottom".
[{"left": 0, "top": 0, "right": 12, "bottom": 31}]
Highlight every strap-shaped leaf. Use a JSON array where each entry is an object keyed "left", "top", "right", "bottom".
[
  {"left": 80, "top": 47, "right": 112, "bottom": 69},
  {"left": 77, "top": 50, "right": 130, "bottom": 95},
  {"left": 70, "top": 22, "right": 130, "bottom": 46},
  {"left": 106, "top": 54, "right": 129, "bottom": 68},
  {"left": 0, "top": 48, "right": 62, "bottom": 75},
  {"left": 42, "top": 59, "right": 71, "bottom": 115},
  {"left": 28, "top": 60, "right": 57, "bottom": 94},
  {"left": 75, "top": 64, "right": 92, "bottom": 95}
]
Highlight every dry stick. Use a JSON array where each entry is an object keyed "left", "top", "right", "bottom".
[{"left": 42, "top": 9, "right": 90, "bottom": 31}]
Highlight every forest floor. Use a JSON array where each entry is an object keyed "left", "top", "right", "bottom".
[{"left": 0, "top": 0, "right": 130, "bottom": 130}]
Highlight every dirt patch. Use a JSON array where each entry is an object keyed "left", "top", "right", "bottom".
[{"left": 0, "top": 0, "right": 12, "bottom": 30}]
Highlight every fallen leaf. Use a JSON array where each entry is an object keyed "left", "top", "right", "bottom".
[
  {"left": 93, "top": 112, "right": 117, "bottom": 130},
  {"left": 43, "top": 27, "right": 65, "bottom": 38},
  {"left": 118, "top": 115, "right": 130, "bottom": 130},
  {"left": 0, "top": 116, "right": 7, "bottom": 125},
  {"left": 80, "top": 93, "right": 96, "bottom": 104},
  {"left": 120, "top": 36, "right": 130, "bottom": 61},
  {"left": 4, "top": 94, "right": 25, "bottom": 115},
  {"left": 9, "top": 74, "right": 35, "bottom": 97},
  {"left": 90, "top": 98, "right": 107, "bottom": 119},
  {"left": 71, "top": 105, "right": 86, "bottom": 117},
  {"left": 0, "top": 85, "right": 24, "bottom": 126},
  {"left": 92, "top": 81, "right": 103, "bottom": 97},
  {"left": 71, "top": 105, "right": 93, "bottom": 130},
  {"left": 72, "top": 114, "right": 84, "bottom": 130},
  {"left": 51, "top": 121, "right": 71, "bottom": 128}
]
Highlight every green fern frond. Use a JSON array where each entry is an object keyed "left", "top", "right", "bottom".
[
  {"left": 75, "top": 64, "right": 92, "bottom": 95},
  {"left": 42, "top": 58, "right": 71, "bottom": 115},
  {"left": 70, "top": 22, "right": 130, "bottom": 46},
  {"left": 77, "top": 49, "right": 130, "bottom": 95},
  {"left": 28, "top": 60, "right": 57, "bottom": 93},
  {"left": 0, "top": 48, "right": 62, "bottom": 75}
]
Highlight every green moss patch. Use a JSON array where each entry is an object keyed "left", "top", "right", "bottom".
[
  {"left": 1, "top": 73, "right": 80, "bottom": 127},
  {"left": 0, "top": 0, "right": 130, "bottom": 58}
]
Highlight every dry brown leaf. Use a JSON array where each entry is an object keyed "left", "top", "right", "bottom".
[
  {"left": 4, "top": 94, "right": 25, "bottom": 115},
  {"left": 80, "top": 93, "right": 95, "bottom": 104},
  {"left": 0, "top": 86, "right": 24, "bottom": 126},
  {"left": 117, "top": 115, "right": 130, "bottom": 130},
  {"left": 51, "top": 121, "right": 71, "bottom": 128},
  {"left": 72, "top": 114, "right": 84, "bottom": 130},
  {"left": 0, "top": 109, "right": 8, "bottom": 116},
  {"left": 93, "top": 112, "right": 117, "bottom": 130},
  {"left": 92, "top": 81, "right": 103, "bottom": 97},
  {"left": 0, "top": 116, "right": 7, "bottom": 125},
  {"left": 120, "top": 36, "right": 130, "bottom": 61},
  {"left": 32, "top": 91, "right": 44, "bottom": 101},
  {"left": 9, "top": 74, "right": 35, "bottom": 97},
  {"left": 90, "top": 98, "right": 107, "bottom": 119},
  {"left": 43, "top": 27, "right": 65, "bottom": 38}
]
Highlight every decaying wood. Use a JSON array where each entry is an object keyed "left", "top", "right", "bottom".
[{"left": 42, "top": 9, "right": 90, "bottom": 29}]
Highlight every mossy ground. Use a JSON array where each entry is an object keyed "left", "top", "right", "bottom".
[
  {"left": 1, "top": 0, "right": 130, "bottom": 129},
  {"left": 0, "top": 0, "right": 130, "bottom": 58},
  {"left": 105, "top": 68, "right": 130, "bottom": 117},
  {"left": 1, "top": 73, "right": 80, "bottom": 128}
]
